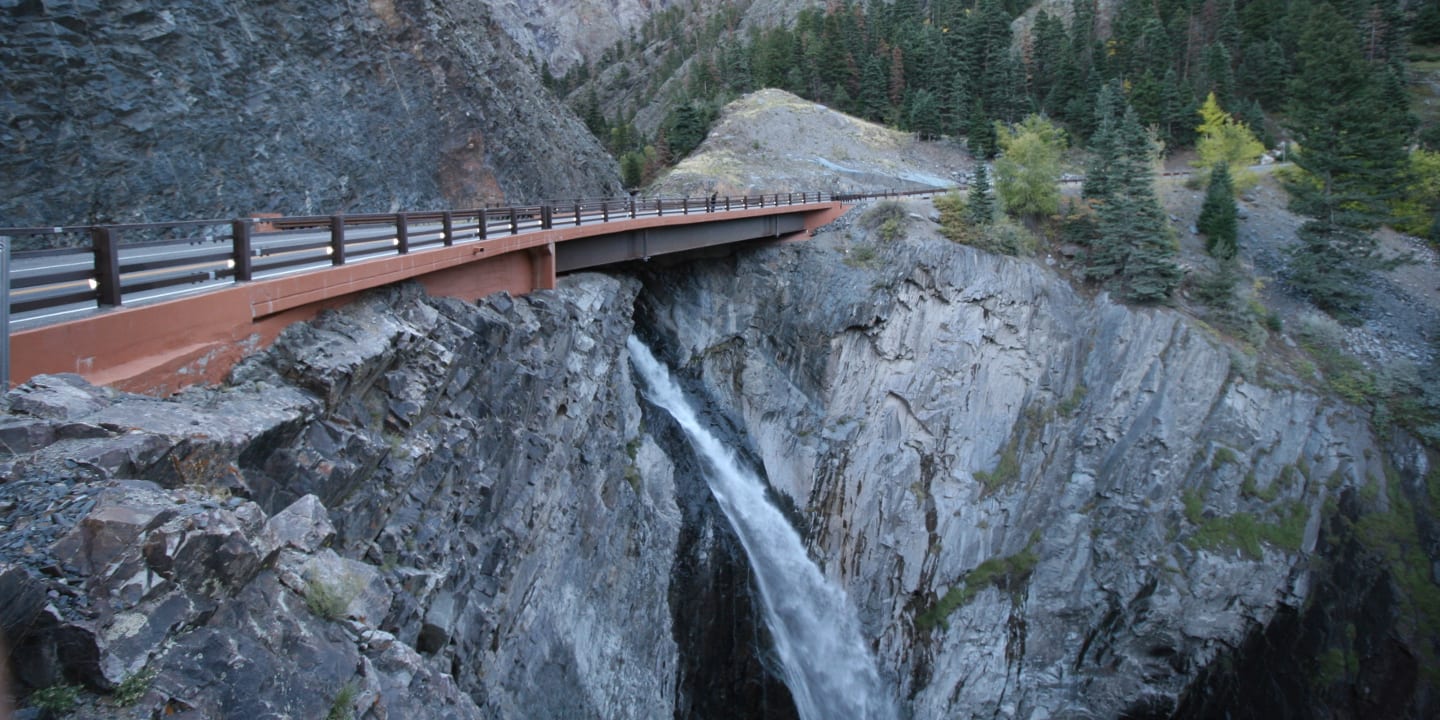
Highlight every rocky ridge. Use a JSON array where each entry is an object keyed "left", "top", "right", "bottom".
[{"left": 650, "top": 89, "right": 973, "bottom": 197}]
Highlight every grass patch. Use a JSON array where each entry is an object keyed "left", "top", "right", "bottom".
[
  {"left": 1186, "top": 501, "right": 1306, "bottom": 560},
  {"left": 1182, "top": 488, "right": 1205, "bottom": 525},
  {"left": 305, "top": 576, "right": 356, "bottom": 622},
  {"left": 843, "top": 243, "right": 880, "bottom": 268},
  {"left": 1058, "top": 384, "right": 1088, "bottom": 416},
  {"left": 860, "top": 200, "right": 909, "bottom": 243},
  {"left": 31, "top": 684, "right": 82, "bottom": 715},
  {"left": 973, "top": 436, "right": 1021, "bottom": 493},
  {"left": 1241, "top": 470, "right": 1283, "bottom": 502},
  {"left": 1352, "top": 469, "right": 1440, "bottom": 652},
  {"left": 1210, "top": 446, "right": 1239, "bottom": 471},
  {"left": 114, "top": 667, "right": 158, "bottom": 707},
  {"left": 326, "top": 681, "right": 360, "bottom": 720},
  {"left": 914, "top": 545, "right": 1040, "bottom": 631},
  {"left": 934, "top": 191, "right": 1036, "bottom": 255}
]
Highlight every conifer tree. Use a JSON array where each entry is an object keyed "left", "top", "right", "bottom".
[
  {"left": 1284, "top": 2, "right": 1414, "bottom": 320},
  {"left": 909, "top": 89, "right": 942, "bottom": 140},
  {"left": 1087, "top": 101, "right": 1181, "bottom": 302},
  {"left": 1082, "top": 81, "right": 1124, "bottom": 202},
  {"left": 859, "top": 56, "right": 890, "bottom": 122},
  {"left": 967, "top": 163, "right": 995, "bottom": 226},
  {"left": 968, "top": 98, "right": 997, "bottom": 158},
  {"left": 1198, "top": 162, "right": 1239, "bottom": 259}
]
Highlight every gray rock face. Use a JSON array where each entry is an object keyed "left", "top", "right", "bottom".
[
  {"left": 1, "top": 203, "right": 1432, "bottom": 718},
  {"left": 0, "top": 275, "right": 681, "bottom": 718},
  {"left": 484, "top": 0, "right": 683, "bottom": 74},
  {"left": 1, "top": 0, "right": 621, "bottom": 229},
  {"left": 636, "top": 205, "right": 1435, "bottom": 718}
]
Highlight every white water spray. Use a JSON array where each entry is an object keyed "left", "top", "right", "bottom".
[{"left": 628, "top": 336, "right": 895, "bottom": 720}]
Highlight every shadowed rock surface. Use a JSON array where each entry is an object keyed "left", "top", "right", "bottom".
[{"left": 0, "top": 0, "right": 621, "bottom": 229}]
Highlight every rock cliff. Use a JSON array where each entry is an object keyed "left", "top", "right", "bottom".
[
  {"left": 0, "top": 0, "right": 621, "bottom": 228},
  {"left": 0, "top": 276, "right": 698, "bottom": 717},
  {"left": 636, "top": 200, "right": 1438, "bottom": 718},
  {"left": 0, "top": 204, "right": 1434, "bottom": 717}
]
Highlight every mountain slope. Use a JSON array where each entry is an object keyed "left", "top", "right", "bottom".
[
  {"left": 0, "top": 0, "right": 620, "bottom": 227},
  {"left": 650, "top": 89, "right": 973, "bottom": 196}
]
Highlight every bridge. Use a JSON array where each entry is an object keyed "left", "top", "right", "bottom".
[{"left": 1, "top": 191, "right": 901, "bottom": 395}]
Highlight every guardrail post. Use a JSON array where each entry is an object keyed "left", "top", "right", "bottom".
[
  {"left": 725, "top": 196, "right": 731, "bottom": 211},
  {"left": 541, "top": 205, "right": 553, "bottom": 230},
  {"left": 231, "top": 219, "right": 253, "bottom": 282},
  {"left": 629, "top": 197, "right": 637, "bottom": 219},
  {"left": 443, "top": 211, "right": 455, "bottom": 246},
  {"left": 602, "top": 201, "right": 610, "bottom": 222},
  {"left": 477, "top": 209, "right": 486, "bottom": 239},
  {"left": 509, "top": 207, "right": 519, "bottom": 234},
  {"left": 329, "top": 216, "right": 346, "bottom": 265},
  {"left": 396, "top": 212, "right": 410, "bottom": 254},
  {"left": 683, "top": 197, "right": 690, "bottom": 215},
  {"left": 656, "top": 199, "right": 663, "bottom": 217},
  {"left": 0, "top": 235, "right": 8, "bottom": 389},
  {"left": 92, "top": 227, "right": 122, "bottom": 307}
]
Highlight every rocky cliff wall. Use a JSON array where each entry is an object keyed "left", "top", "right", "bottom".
[
  {"left": 636, "top": 202, "right": 1438, "bottom": 718},
  {"left": 0, "top": 201, "right": 1434, "bottom": 717},
  {"left": 1, "top": 0, "right": 621, "bottom": 228},
  {"left": 0, "top": 276, "right": 698, "bottom": 717}
]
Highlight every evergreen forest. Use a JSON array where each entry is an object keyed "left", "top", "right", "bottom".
[{"left": 554, "top": 0, "right": 1439, "bottom": 250}]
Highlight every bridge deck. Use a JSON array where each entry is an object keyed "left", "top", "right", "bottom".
[{"left": 5, "top": 199, "right": 849, "bottom": 394}]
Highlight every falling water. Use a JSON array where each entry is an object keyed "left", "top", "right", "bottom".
[{"left": 628, "top": 336, "right": 895, "bottom": 720}]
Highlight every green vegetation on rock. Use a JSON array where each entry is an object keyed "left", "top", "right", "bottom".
[{"left": 915, "top": 545, "right": 1040, "bottom": 632}]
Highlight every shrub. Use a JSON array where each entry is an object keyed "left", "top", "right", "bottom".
[
  {"left": 326, "top": 681, "right": 360, "bottom": 720},
  {"left": 31, "top": 684, "right": 82, "bottom": 715},
  {"left": 860, "top": 200, "right": 909, "bottom": 242},
  {"left": 114, "top": 667, "right": 158, "bottom": 707},
  {"left": 914, "top": 546, "right": 1039, "bottom": 631},
  {"left": 305, "top": 576, "right": 355, "bottom": 621}
]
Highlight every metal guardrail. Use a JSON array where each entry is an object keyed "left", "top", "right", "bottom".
[{"left": 0, "top": 187, "right": 948, "bottom": 385}]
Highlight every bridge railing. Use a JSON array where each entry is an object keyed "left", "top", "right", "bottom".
[{"left": 0, "top": 188, "right": 950, "bottom": 327}]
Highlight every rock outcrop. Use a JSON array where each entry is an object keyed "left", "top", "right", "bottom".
[
  {"left": 1, "top": 0, "right": 621, "bottom": 229},
  {"left": 0, "top": 276, "right": 689, "bottom": 717},
  {"left": 636, "top": 200, "right": 1438, "bottom": 718}
]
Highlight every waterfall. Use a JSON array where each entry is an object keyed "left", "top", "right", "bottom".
[{"left": 628, "top": 336, "right": 896, "bottom": 720}]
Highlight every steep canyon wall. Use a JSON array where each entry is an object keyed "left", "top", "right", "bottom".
[{"left": 0, "top": 211, "right": 1434, "bottom": 717}]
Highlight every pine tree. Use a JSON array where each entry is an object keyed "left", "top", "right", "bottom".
[
  {"left": 621, "top": 152, "right": 645, "bottom": 189},
  {"left": 909, "top": 89, "right": 942, "bottom": 140},
  {"left": 1284, "top": 2, "right": 1414, "bottom": 320},
  {"left": 1082, "top": 81, "right": 1124, "bottom": 202},
  {"left": 858, "top": 56, "right": 890, "bottom": 122},
  {"left": 968, "top": 97, "right": 997, "bottom": 158},
  {"left": 967, "top": 162, "right": 995, "bottom": 226},
  {"left": 1088, "top": 103, "right": 1181, "bottom": 302},
  {"left": 1198, "top": 162, "right": 1239, "bottom": 259}
]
